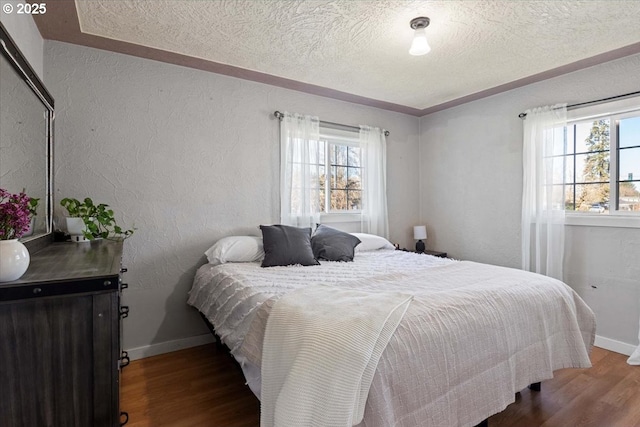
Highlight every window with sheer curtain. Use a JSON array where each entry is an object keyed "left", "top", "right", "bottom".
[
  {"left": 279, "top": 112, "right": 388, "bottom": 237},
  {"left": 522, "top": 99, "right": 640, "bottom": 280},
  {"left": 303, "top": 127, "right": 363, "bottom": 213}
]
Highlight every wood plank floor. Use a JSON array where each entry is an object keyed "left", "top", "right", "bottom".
[{"left": 121, "top": 345, "right": 640, "bottom": 427}]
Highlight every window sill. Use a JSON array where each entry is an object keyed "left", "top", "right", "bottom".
[
  {"left": 319, "top": 213, "right": 361, "bottom": 224},
  {"left": 565, "top": 213, "right": 640, "bottom": 228}
]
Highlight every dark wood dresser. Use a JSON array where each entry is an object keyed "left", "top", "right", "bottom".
[{"left": 0, "top": 240, "right": 128, "bottom": 427}]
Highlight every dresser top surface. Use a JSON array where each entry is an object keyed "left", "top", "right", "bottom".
[{"left": 1, "top": 240, "right": 123, "bottom": 287}]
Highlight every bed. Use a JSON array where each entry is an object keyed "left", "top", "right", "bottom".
[{"left": 188, "top": 234, "right": 595, "bottom": 427}]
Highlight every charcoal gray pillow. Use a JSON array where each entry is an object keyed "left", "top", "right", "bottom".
[
  {"left": 260, "top": 224, "right": 319, "bottom": 267},
  {"left": 311, "top": 224, "right": 362, "bottom": 262}
]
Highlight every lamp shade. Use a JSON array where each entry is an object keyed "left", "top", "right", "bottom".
[
  {"left": 413, "top": 226, "right": 427, "bottom": 240},
  {"left": 409, "top": 28, "right": 431, "bottom": 56}
]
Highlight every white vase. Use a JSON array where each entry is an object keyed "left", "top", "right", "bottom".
[
  {"left": 66, "top": 217, "right": 90, "bottom": 242},
  {"left": 0, "top": 239, "right": 30, "bottom": 282}
]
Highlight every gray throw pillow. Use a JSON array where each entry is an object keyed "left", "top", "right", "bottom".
[
  {"left": 311, "top": 224, "right": 362, "bottom": 262},
  {"left": 260, "top": 224, "right": 319, "bottom": 267}
]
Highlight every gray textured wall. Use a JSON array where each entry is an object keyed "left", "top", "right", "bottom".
[
  {"left": 45, "top": 41, "right": 421, "bottom": 353},
  {"left": 419, "top": 53, "right": 640, "bottom": 350}
]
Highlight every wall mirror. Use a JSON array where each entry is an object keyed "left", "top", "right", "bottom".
[{"left": 0, "top": 23, "right": 54, "bottom": 249}]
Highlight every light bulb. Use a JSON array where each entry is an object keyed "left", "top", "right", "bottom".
[{"left": 409, "top": 28, "right": 431, "bottom": 56}]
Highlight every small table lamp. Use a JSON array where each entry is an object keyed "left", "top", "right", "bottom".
[{"left": 414, "top": 226, "right": 427, "bottom": 253}]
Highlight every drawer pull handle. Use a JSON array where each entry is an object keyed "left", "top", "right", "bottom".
[
  {"left": 120, "top": 282, "right": 129, "bottom": 291},
  {"left": 120, "top": 411, "right": 129, "bottom": 425},
  {"left": 32, "top": 287, "right": 42, "bottom": 294},
  {"left": 120, "top": 267, "right": 128, "bottom": 273},
  {"left": 120, "top": 350, "right": 130, "bottom": 368},
  {"left": 103, "top": 280, "right": 112, "bottom": 287},
  {"left": 120, "top": 306, "right": 129, "bottom": 318}
]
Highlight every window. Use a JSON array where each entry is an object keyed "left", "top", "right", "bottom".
[
  {"left": 318, "top": 128, "right": 362, "bottom": 212},
  {"left": 279, "top": 111, "right": 388, "bottom": 235},
  {"left": 562, "top": 119, "right": 611, "bottom": 212},
  {"left": 561, "top": 105, "right": 640, "bottom": 214}
]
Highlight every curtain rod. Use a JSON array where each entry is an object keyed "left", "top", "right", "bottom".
[
  {"left": 518, "top": 90, "right": 640, "bottom": 119},
  {"left": 274, "top": 111, "right": 390, "bottom": 137}
]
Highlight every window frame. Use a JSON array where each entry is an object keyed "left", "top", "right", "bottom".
[
  {"left": 563, "top": 97, "right": 640, "bottom": 227},
  {"left": 561, "top": 117, "right": 612, "bottom": 213},
  {"left": 318, "top": 126, "right": 363, "bottom": 217},
  {"left": 614, "top": 110, "right": 640, "bottom": 213}
]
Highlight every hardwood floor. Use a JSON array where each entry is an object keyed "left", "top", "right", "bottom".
[
  {"left": 121, "top": 344, "right": 259, "bottom": 426},
  {"left": 121, "top": 345, "right": 640, "bottom": 427}
]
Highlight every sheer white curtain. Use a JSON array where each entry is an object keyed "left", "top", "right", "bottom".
[
  {"left": 521, "top": 104, "right": 567, "bottom": 280},
  {"left": 280, "top": 112, "right": 321, "bottom": 228},
  {"left": 359, "top": 125, "right": 389, "bottom": 238}
]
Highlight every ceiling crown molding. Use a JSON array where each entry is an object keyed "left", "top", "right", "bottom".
[{"left": 34, "top": 1, "right": 640, "bottom": 118}]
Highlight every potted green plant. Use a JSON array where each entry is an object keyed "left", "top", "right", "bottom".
[
  {"left": 60, "top": 197, "right": 134, "bottom": 242},
  {"left": 21, "top": 196, "right": 39, "bottom": 237}
]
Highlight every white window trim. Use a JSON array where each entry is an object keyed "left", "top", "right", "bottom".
[
  {"left": 319, "top": 212, "right": 362, "bottom": 224},
  {"left": 565, "top": 212, "right": 640, "bottom": 228}
]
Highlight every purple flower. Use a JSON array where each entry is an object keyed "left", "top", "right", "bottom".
[{"left": 0, "top": 189, "right": 34, "bottom": 240}]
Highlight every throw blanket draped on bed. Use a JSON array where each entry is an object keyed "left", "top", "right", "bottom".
[{"left": 261, "top": 286, "right": 413, "bottom": 427}]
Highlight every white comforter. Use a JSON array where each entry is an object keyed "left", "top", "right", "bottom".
[{"left": 188, "top": 250, "right": 595, "bottom": 427}]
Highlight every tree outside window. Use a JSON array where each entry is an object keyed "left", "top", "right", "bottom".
[{"left": 318, "top": 141, "right": 362, "bottom": 212}]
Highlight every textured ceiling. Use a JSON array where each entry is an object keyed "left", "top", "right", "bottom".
[{"left": 71, "top": 0, "right": 640, "bottom": 112}]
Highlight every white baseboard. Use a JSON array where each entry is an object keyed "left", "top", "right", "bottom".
[
  {"left": 126, "top": 334, "right": 215, "bottom": 361},
  {"left": 594, "top": 335, "right": 636, "bottom": 356}
]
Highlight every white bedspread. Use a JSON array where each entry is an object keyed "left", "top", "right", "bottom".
[{"left": 188, "top": 250, "right": 595, "bottom": 427}]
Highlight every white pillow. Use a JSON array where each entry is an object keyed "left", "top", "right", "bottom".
[
  {"left": 350, "top": 233, "right": 395, "bottom": 252},
  {"left": 205, "top": 236, "right": 264, "bottom": 265}
]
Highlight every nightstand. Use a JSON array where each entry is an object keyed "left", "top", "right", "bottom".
[
  {"left": 422, "top": 250, "right": 447, "bottom": 258},
  {"left": 401, "top": 249, "right": 448, "bottom": 258},
  {"left": 414, "top": 251, "right": 447, "bottom": 258}
]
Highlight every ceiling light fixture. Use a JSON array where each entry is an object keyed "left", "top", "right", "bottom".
[{"left": 409, "top": 17, "right": 431, "bottom": 56}]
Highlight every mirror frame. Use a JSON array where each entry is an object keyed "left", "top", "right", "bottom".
[{"left": 0, "top": 23, "right": 54, "bottom": 252}]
